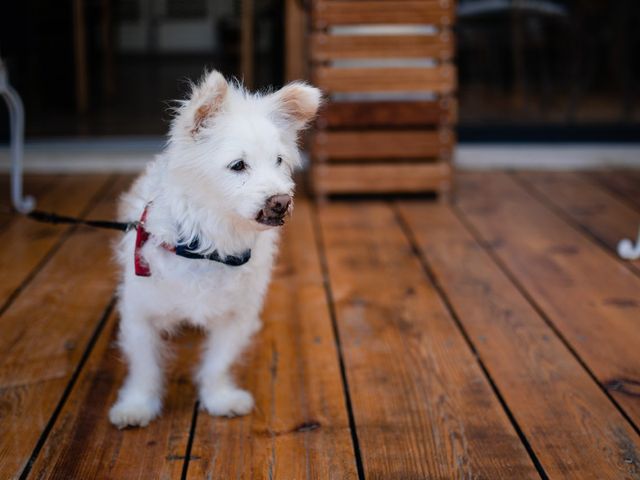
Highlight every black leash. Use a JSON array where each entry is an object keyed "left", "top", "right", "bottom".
[
  {"left": 23, "top": 208, "right": 251, "bottom": 267},
  {"left": 26, "top": 209, "right": 136, "bottom": 232}
]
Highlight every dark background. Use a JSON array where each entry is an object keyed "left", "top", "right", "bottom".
[
  {"left": 1, "top": 0, "right": 638, "bottom": 141},
  {"left": 0, "top": 0, "right": 284, "bottom": 138}
]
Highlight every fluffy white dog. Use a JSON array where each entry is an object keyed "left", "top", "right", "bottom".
[{"left": 109, "top": 70, "right": 321, "bottom": 428}]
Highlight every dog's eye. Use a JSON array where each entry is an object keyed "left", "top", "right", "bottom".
[
  {"left": 229, "top": 160, "right": 246, "bottom": 172},
  {"left": 276, "top": 156, "right": 283, "bottom": 166}
]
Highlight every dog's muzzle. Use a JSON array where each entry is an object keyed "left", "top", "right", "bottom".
[{"left": 256, "top": 194, "right": 292, "bottom": 227}]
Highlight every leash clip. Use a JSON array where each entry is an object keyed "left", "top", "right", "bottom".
[{"left": 125, "top": 221, "right": 140, "bottom": 232}]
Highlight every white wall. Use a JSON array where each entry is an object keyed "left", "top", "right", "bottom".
[{"left": 2, "top": 140, "right": 640, "bottom": 173}]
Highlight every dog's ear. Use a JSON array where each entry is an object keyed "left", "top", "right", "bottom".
[
  {"left": 269, "top": 82, "right": 322, "bottom": 132},
  {"left": 179, "top": 70, "right": 229, "bottom": 139}
]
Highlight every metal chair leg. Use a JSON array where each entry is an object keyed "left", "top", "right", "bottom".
[
  {"left": 618, "top": 225, "right": 640, "bottom": 260},
  {"left": 0, "top": 59, "right": 35, "bottom": 213}
]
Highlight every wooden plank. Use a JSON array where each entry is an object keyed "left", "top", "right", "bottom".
[
  {"left": 312, "top": 0, "right": 455, "bottom": 28},
  {"left": 313, "top": 65, "right": 456, "bottom": 94},
  {"left": 0, "top": 175, "right": 112, "bottom": 309},
  {"left": 285, "top": 0, "right": 308, "bottom": 81},
  {"left": 310, "top": 33, "right": 453, "bottom": 61},
  {"left": 0, "top": 176, "right": 132, "bottom": 479},
  {"left": 398, "top": 201, "right": 640, "bottom": 478},
  {"left": 187, "top": 199, "right": 357, "bottom": 479},
  {"left": 32, "top": 198, "right": 357, "bottom": 479},
  {"left": 28, "top": 309, "right": 197, "bottom": 479},
  {"left": 312, "top": 163, "right": 451, "bottom": 194},
  {"left": 312, "top": 130, "right": 453, "bottom": 160},
  {"left": 319, "top": 99, "right": 457, "bottom": 128},
  {"left": 241, "top": 0, "right": 254, "bottom": 89},
  {"left": 456, "top": 172, "right": 640, "bottom": 428},
  {"left": 317, "top": 202, "right": 538, "bottom": 478},
  {"left": 587, "top": 170, "right": 640, "bottom": 210},
  {"left": 514, "top": 171, "right": 640, "bottom": 272}
]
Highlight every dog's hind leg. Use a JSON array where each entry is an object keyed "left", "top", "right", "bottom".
[
  {"left": 196, "top": 316, "right": 260, "bottom": 417},
  {"left": 109, "top": 300, "right": 165, "bottom": 429}
]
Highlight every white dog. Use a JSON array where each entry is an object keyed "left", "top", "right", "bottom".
[{"left": 109, "top": 70, "right": 321, "bottom": 428}]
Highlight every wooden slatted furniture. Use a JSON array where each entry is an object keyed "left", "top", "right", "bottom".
[{"left": 309, "top": 0, "right": 457, "bottom": 199}]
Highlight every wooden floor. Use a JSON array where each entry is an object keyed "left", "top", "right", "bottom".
[{"left": 1, "top": 170, "right": 640, "bottom": 479}]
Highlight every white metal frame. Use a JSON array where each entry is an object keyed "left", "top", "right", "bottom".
[{"left": 0, "top": 57, "right": 35, "bottom": 213}]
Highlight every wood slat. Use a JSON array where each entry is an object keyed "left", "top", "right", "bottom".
[
  {"left": 310, "top": 33, "right": 453, "bottom": 61},
  {"left": 0, "top": 175, "right": 113, "bottom": 309},
  {"left": 456, "top": 172, "right": 640, "bottom": 428},
  {"left": 318, "top": 202, "right": 538, "bottom": 478},
  {"left": 514, "top": 171, "right": 640, "bottom": 273},
  {"left": 587, "top": 170, "right": 640, "bottom": 210},
  {"left": 398, "top": 202, "right": 640, "bottom": 478},
  {"left": 312, "top": 130, "right": 454, "bottom": 160},
  {"left": 312, "top": 0, "right": 455, "bottom": 28},
  {"left": 285, "top": 0, "right": 308, "bottom": 81},
  {"left": 313, "top": 163, "right": 451, "bottom": 194},
  {"left": 188, "top": 199, "right": 357, "bottom": 479},
  {"left": 313, "top": 65, "right": 456, "bottom": 94},
  {"left": 28, "top": 309, "right": 197, "bottom": 479},
  {"left": 319, "top": 99, "right": 457, "bottom": 128},
  {"left": 0, "top": 176, "right": 132, "bottom": 479}
]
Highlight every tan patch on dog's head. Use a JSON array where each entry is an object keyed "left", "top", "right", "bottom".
[
  {"left": 272, "top": 82, "right": 322, "bottom": 131},
  {"left": 279, "top": 85, "right": 320, "bottom": 124},
  {"left": 189, "top": 71, "right": 228, "bottom": 138},
  {"left": 191, "top": 104, "right": 212, "bottom": 137}
]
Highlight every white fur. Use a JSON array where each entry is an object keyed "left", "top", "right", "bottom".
[{"left": 109, "top": 71, "right": 321, "bottom": 428}]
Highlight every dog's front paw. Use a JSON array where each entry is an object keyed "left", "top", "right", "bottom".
[
  {"left": 201, "top": 387, "right": 254, "bottom": 417},
  {"left": 109, "top": 395, "right": 162, "bottom": 429}
]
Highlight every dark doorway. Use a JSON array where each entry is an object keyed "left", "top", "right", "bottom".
[{"left": 0, "top": 0, "right": 284, "bottom": 138}]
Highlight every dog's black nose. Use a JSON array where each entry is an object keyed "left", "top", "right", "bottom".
[{"left": 265, "top": 194, "right": 292, "bottom": 215}]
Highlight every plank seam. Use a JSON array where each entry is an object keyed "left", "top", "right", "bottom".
[
  {"left": 393, "top": 203, "right": 549, "bottom": 480},
  {"left": 18, "top": 295, "right": 117, "bottom": 480},
  {"left": 180, "top": 401, "right": 200, "bottom": 480},
  {"left": 310, "top": 202, "right": 366, "bottom": 480},
  {"left": 509, "top": 173, "right": 640, "bottom": 278},
  {"left": 0, "top": 174, "right": 119, "bottom": 318},
  {"left": 451, "top": 202, "right": 640, "bottom": 437},
  {"left": 586, "top": 172, "right": 640, "bottom": 215}
]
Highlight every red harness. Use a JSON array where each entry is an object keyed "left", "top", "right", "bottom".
[
  {"left": 134, "top": 205, "right": 177, "bottom": 277},
  {"left": 133, "top": 205, "right": 251, "bottom": 277},
  {"left": 134, "top": 206, "right": 154, "bottom": 276}
]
